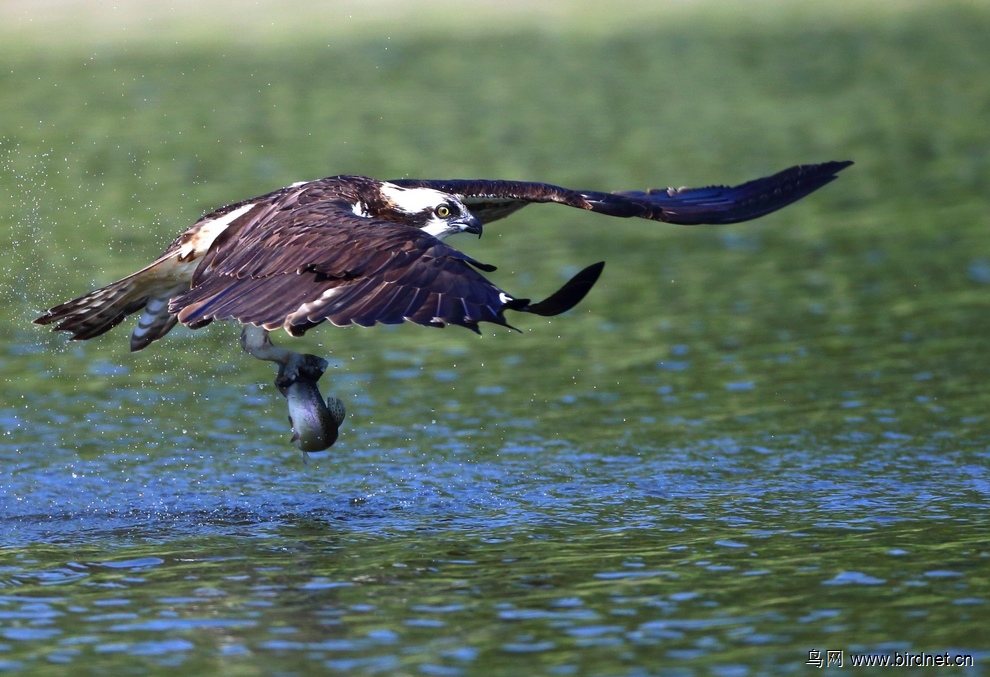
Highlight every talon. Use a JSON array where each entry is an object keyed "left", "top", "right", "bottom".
[{"left": 275, "top": 353, "right": 328, "bottom": 395}]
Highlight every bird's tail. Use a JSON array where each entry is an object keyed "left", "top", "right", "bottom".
[
  {"left": 34, "top": 276, "right": 150, "bottom": 342},
  {"left": 34, "top": 256, "right": 184, "bottom": 351}
]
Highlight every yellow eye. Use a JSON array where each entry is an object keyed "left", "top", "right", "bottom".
[{"left": 435, "top": 204, "right": 451, "bottom": 218}]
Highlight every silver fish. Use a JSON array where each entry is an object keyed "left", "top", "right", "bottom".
[{"left": 284, "top": 379, "right": 346, "bottom": 452}]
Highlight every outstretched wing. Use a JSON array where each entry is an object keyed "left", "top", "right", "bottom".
[
  {"left": 391, "top": 161, "right": 852, "bottom": 226},
  {"left": 170, "top": 202, "right": 603, "bottom": 336}
]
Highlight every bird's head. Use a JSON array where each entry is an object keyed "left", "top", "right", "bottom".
[{"left": 378, "top": 183, "right": 482, "bottom": 240}]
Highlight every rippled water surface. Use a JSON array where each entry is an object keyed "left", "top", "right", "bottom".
[
  {"left": 3, "top": 331, "right": 989, "bottom": 674},
  {"left": 4, "top": 3, "right": 990, "bottom": 674}
]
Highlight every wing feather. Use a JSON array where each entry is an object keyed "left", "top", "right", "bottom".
[
  {"left": 170, "top": 199, "right": 603, "bottom": 336},
  {"left": 391, "top": 161, "right": 852, "bottom": 225}
]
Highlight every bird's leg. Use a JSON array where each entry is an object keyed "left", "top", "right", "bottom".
[
  {"left": 239, "top": 324, "right": 345, "bottom": 453},
  {"left": 239, "top": 324, "right": 327, "bottom": 390}
]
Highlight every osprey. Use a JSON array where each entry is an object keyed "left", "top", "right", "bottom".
[{"left": 35, "top": 161, "right": 851, "bottom": 451}]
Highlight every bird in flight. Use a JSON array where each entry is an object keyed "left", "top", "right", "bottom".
[{"left": 35, "top": 161, "right": 851, "bottom": 451}]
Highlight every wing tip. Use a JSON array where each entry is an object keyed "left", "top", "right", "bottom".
[
  {"left": 799, "top": 159, "right": 854, "bottom": 185},
  {"left": 523, "top": 261, "right": 605, "bottom": 317},
  {"left": 823, "top": 159, "right": 854, "bottom": 173}
]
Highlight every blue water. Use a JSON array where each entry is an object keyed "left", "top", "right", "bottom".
[{"left": 3, "top": 345, "right": 988, "bottom": 674}]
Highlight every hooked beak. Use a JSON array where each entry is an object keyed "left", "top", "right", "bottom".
[{"left": 460, "top": 213, "right": 483, "bottom": 238}]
